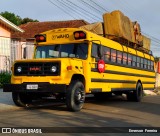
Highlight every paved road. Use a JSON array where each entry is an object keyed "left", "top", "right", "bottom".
[
  {"left": 0, "top": 89, "right": 160, "bottom": 135},
  {"left": 0, "top": 89, "right": 21, "bottom": 111}
]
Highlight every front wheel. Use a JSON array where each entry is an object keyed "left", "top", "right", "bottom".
[
  {"left": 12, "top": 92, "right": 32, "bottom": 107},
  {"left": 66, "top": 81, "right": 85, "bottom": 112}
]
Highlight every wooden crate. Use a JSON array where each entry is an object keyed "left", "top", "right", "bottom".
[
  {"left": 103, "top": 10, "right": 133, "bottom": 42},
  {"left": 79, "top": 22, "right": 104, "bottom": 35},
  {"left": 142, "top": 35, "right": 151, "bottom": 50}
]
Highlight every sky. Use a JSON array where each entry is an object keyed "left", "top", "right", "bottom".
[{"left": 0, "top": 0, "right": 160, "bottom": 57}]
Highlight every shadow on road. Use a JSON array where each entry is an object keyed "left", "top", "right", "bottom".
[
  {"left": 0, "top": 92, "right": 160, "bottom": 132},
  {"left": 84, "top": 95, "right": 160, "bottom": 116},
  {"left": 1, "top": 88, "right": 160, "bottom": 127}
]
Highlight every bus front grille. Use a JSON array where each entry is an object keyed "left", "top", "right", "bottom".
[{"left": 14, "top": 62, "right": 60, "bottom": 76}]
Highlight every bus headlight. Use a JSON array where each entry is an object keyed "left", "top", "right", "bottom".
[
  {"left": 17, "top": 66, "right": 22, "bottom": 73},
  {"left": 51, "top": 66, "right": 57, "bottom": 73}
]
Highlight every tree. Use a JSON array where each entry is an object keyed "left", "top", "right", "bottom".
[
  {"left": 155, "top": 57, "right": 159, "bottom": 63},
  {"left": 0, "top": 11, "right": 39, "bottom": 26},
  {"left": 21, "top": 17, "right": 39, "bottom": 24},
  {"left": 0, "top": 11, "right": 22, "bottom": 26}
]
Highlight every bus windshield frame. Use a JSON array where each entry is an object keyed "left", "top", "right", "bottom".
[{"left": 34, "top": 43, "right": 89, "bottom": 60}]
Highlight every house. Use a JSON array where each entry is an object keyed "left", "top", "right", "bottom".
[
  {"left": 0, "top": 15, "right": 24, "bottom": 72},
  {"left": 11, "top": 20, "right": 89, "bottom": 61},
  {"left": 155, "top": 58, "right": 160, "bottom": 88}
]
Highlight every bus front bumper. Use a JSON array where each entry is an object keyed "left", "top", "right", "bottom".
[{"left": 3, "top": 83, "right": 67, "bottom": 93}]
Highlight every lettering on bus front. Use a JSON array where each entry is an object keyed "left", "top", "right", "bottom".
[{"left": 52, "top": 34, "right": 69, "bottom": 40}]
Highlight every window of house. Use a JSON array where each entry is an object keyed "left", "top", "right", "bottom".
[{"left": 0, "top": 37, "right": 10, "bottom": 56}]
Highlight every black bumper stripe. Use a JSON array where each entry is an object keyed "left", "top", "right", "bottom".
[{"left": 3, "top": 83, "right": 66, "bottom": 93}]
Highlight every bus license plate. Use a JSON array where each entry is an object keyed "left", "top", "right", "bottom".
[{"left": 26, "top": 84, "right": 38, "bottom": 90}]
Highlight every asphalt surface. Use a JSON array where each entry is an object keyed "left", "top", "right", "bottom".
[{"left": 0, "top": 89, "right": 160, "bottom": 136}]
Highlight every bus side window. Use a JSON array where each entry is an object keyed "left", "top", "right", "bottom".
[
  {"left": 144, "top": 59, "right": 147, "bottom": 69},
  {"left": 117, "top": 51, "right": 122, "bottom": 64},
  {"left": 137, "top": 57, "right": 140, "bottom": 67},
  {"left": 123, "top": 53, "right": 127, "bottom": 65},
  {"left": 132, "top": 55, "right": 136, "bottom": 67},
  {"left": 103, "top": 47, "right": 110, "bottom": 61},
  {"left": 148, "top": 60, "right": 151, "bottom": 70},
  {"left": 128, "top": 54, "right": 132, "bottom": 66},
  {"left": 151, "top": 61, "right": 154, "bottom": 70},
  {"left": 140, "top": 58, "right": 144, "bottom": 68},
  {"left": 111, "top": 49, "right": 116, "bottom": 62}
]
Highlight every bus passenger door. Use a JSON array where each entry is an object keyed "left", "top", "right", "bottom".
[
  {"left": 90, "top": 42, "right": 105, "bottom": 92},
  {"left": 91, "top": 43, "right": 102, "bottom": 71}
]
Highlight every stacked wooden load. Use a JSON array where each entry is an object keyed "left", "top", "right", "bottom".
[
  {"left": 79, "top": 22, "right": 104, "bottom": 36},
  {"left": 79, "top": 10, "right": 151, "bottom": 51},
  {"left": 103, "top": 10, "right": 135, "bottom": 43},
  {"left": 103, "top": 10, "right": 151, "bottom": 51}
]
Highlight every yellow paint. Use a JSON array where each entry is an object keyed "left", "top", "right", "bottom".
[{"left": 11, "top": 28, "right": 155, "bottom": 93}]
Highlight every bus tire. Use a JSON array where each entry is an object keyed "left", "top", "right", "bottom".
[
  {"left": 12, "top": 92, "right": 32, "bottom": 107},
  {"left": 66, "top": 80, "right": 85, "bottom": 112},
  {"left": 134, "top": 82, "right": 143, "bottom": 102},
  {"left": 127, "top": 82, "right": 143, "bottom": 102}
]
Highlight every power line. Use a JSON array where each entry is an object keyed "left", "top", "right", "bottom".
[
  {"left": 57, "top": 0, "right": 93, "bottom": 22},
  {"left": 118, "top": 0, "right": 143, "bottom": 20},
  {"left": 75, "top": 0, "right": 101, "bottom": 20},
  {"left": 48, "top": 0, "right": 76, "bottom": 20},
  {"left": 48, "top": 0, "right": 160, "bottom": 53},
  {"left": 64, "top": 0, "right": 100, "bottom": 22},
  {"left": 78, "top": 0, "right": 103, "bottom": 15},
  {"left": 142, "top": 32, "right": 160, "bottom": 44},
  {"left": 116, "top": 0, "right": 160, "bottom": 47},
  {"left": 48, "top": 0, "right": 101, "bottom": 23},
  {"left": 89, "top": 0, "right": 109, "bottom": 13},
  {"left": 109, "top": 0, "right": 160, "bottom": 52}
]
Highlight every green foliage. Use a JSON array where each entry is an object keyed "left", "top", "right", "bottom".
[
  {"left": 0, "top": 72, "right": 11, "bottom": 88},
  {"left": 155, "top": 57, "right": 159, "bottom": 63},
  {"left": 21, "top": 17, "right": 39, "bottom": 24},
  {"left": 0, "top": 11, "right": 22, "bottom": 26},
  {"left": 0, "top": 11, "right": 39, "bottom": 26}
]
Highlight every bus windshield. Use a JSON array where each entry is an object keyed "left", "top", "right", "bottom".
[{"left": 35, "top": 43, "right": 88, "bottom": 59}]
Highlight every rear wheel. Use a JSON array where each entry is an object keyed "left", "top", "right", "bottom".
[
  {"left": 127, "top": 82, "right": 143, "bottom": 102},
  {"left": 66, "top": 81, "right": 85, "bottom": 112},
  {"left": 134, "top": 82, "right": 143, "bottom": 102},
  {"left": 12, "top": 92, "right": 32, "bottom": 107}
]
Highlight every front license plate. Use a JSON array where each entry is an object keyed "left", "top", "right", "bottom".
[{"left": 26, "top": 84, "right": 38, "bottom": 90}]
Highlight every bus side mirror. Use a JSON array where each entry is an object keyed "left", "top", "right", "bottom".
[{"left": 98, "top": 45, "right": 102, "bottom": 59}]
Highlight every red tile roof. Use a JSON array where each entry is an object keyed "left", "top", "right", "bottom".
[{"left": 11, "top": 20, "right": 89, "bottom": 41}]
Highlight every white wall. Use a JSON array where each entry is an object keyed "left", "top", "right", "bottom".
[{"left": 0, "top": 37, "right": 11, "bottom": 72}]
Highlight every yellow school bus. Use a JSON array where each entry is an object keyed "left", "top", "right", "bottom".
[{"left": 3, "top": 28, "right": 155, "bottom": 111}]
